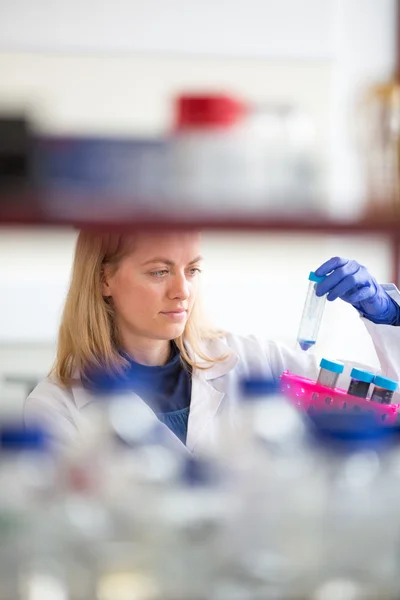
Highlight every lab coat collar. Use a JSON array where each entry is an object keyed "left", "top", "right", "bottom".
[
  {"left": 72, "top": 335, "right": 239, "bottom": 414},
  {"left": 73, "top": 378, "right": 96, "bottom": 410},
  {"left": 186, "top": 335, "right": 239, "bottom": 380}
]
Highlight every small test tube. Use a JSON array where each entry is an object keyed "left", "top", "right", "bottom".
[
  {"left": 370, "top": 375, "right": 398, "bottom": 404},
  {"left": 317, "top": 358, "right": 344, "bottom": 389},
  {"left": 347, "top": 368, "right": 374, "bottom": 399},
  {"left": 297, "top": 272, "right": 327, "bottom": 351}
]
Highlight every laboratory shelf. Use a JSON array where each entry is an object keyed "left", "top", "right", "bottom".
[
  {"left": 1, "top": 193, "right": 400, "bottom": 286},
  {"left": 1, "top": 194, "right": 400, "bottom": 234},
  {"left": 3, "top": 216, "right": 400, "bottom": 234}
]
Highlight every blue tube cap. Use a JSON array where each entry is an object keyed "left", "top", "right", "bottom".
[
  {"left": 309, "top": 271, "right": 326, "bottom": 283},
  {"left": 373, "top": 375, "right": 398, "bottom": 392},
  {"left": 350, "top": 368, "right": 375, "bottom": 384},
  {"left": 319, "top": 358, "right": 344, "bottom": 374},
  {"left": 0, "top": 425, "right": 49, "bottom": 451},
  {"left": 240, "top": 377, "right": 279, "bottom": 397}
]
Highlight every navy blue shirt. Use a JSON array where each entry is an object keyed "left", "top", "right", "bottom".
[
  {"left": 85, "top": 343, "right": 192, "bottom": 444},
  {"left": 124, "top": 343, "right": 192, "bottom": 444}
]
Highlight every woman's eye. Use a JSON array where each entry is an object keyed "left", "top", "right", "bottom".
[{"left": 150, "top": 270, "right": 169, "bottom": 277}]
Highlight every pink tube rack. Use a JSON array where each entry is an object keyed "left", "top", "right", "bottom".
[{"left": 280, "top": 371, "right": 399, "bottom": 425}]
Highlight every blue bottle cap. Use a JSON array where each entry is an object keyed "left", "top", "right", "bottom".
[
  {"left": 373, "top": 375, "right": 398, "bottom": 392},
  {"left": 319, "top": 358, "right": 344, "bottom": 374},
  {"left": 309, "top": 271, "right": 326, "bottom": 283},
  {"left": 0, "top": 425, "right": 49, "bottom": 451},
  {"left": 181, "top": 456, "right": 217, "bottom": 487},
  {"left": 350, "top": 368, "right": 375, "bottom": 384},
  {"left": 240, "top": 377, "right": 279, "bottom": 397},
  {"left": 309, "top": 412, "right": 397, "bottom": 451}
]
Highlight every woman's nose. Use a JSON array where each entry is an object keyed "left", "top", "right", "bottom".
[{"left": 169, "top": 273, "right": 190, "bottom": 300}]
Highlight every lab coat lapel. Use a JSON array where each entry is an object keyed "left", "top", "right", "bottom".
[
  {"left": 186, "top": 375, "right": 225, "bottom": 452},
  {"left": 74, "top": 335, "right": 239, "bottom": 454},
  {"left": 186, "top": 336, "right": 239, "bottom": 453},
  {"left": 74, "top": 384, "right": 191, "bottom": 454}
]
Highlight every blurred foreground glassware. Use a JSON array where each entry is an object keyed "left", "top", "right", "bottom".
[{"left": 357, "top": 80, "right": 400, "bottom": 218}]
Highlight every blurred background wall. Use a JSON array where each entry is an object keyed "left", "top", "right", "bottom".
[{"left": 0, "top": 0, "right": 397, "bottom": 412}]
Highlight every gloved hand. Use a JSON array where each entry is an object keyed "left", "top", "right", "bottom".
[{"left": 314, "top": 256, "right": 400, "bottom": 325}]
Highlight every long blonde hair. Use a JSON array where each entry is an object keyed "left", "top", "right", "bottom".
[{"left": 51, "top": 231, "right": 226, "bottom": 387}]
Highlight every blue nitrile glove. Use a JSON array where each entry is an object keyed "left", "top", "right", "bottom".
[{"left": 314, "top": 256, "right": 400, "bottom": 325}]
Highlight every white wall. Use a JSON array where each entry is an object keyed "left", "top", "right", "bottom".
[
  {"left": 0, "top": 53, "right": 332, "bottom": 143},
  {"left": 0, "top": 0, "right": 335, "bottom": 59},
  {"left": 0, "top": 228, "right": 75, "bottom": 342}
]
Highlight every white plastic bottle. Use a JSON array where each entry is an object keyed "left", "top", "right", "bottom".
[
  {"left": 308, "top": 412, "right": 399, "bottom": 600},
  {"left": 168, "top": 94, "right": 263, "bottom": 214},
  {"left": 218, "top": 377, "right": 324, "bottom": 599},
  {"left": 0, "top": 424, "right": 63, "bottom": 600}
]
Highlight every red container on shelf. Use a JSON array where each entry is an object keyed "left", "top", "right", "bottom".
[{"left": 174, "top": 94, "right": 247, "bottom": 130}]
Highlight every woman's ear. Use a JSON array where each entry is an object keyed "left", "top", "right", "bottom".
[{"left": 101, "top": 265, "right": 112, "bottom": 298}]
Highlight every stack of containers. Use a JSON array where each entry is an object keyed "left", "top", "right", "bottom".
[
  {"left": 168, "top": 93, "right": 321, "bottom": 217},
  {"left": 168, "top": 94, "right": 251, "bottom": 213}
]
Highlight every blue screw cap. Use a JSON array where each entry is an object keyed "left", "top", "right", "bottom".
[
  {"left": 350, "top": 368, "right": 375, "bottom": 384},
  {"left": 309, "top": 271, "right": 326, "bottom": 284},
  {"left": 319, "top": 358, "right": 344, "bottom": 374},
  {"left": 373, "top": 375, "right": 398, "bottom": 392}
]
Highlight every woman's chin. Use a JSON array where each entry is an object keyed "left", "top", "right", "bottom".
[
  {"left": 148, "top": 314, "right": 188, "bottom": 340},
  {"left": 159, "top": 322, "right": 186, "bottom": 339}
]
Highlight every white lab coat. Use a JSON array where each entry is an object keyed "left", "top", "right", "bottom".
[{"left": 25, "top": 285, "right": 400, "bottom": 455}]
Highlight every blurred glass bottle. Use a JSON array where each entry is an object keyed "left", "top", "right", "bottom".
[
  {"left": 249, "top": 103, "right": 321, "bottom": 215},
  {"left": 168, "top": 94, "right": 321, "bottom": 216},
  {"left": 0, "top": 424, "right": 62, "bottom": 600},
  {"left": 357, "top": 80, "right": 400, "bottom": 218},
  {"left": 168, "top": 94, "right": 249, "bottom": 213},
  {"left": 218, "top": 377, "right": 324, "bottom": 600},
  {"left": 71, "top": 367, "right": 166, "bottom": 499},
  {"left": 148, "top": 455, "right": 227, "bottom": 600},
  {"left": 308, "top": 412, "right": 400, "bottom": 600},
  {"left": 72, "top": 370, "right": 187, "bottom": 600}
]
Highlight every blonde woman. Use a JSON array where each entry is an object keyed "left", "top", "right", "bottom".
[{"left": 25, "top": 230, "right": 400, "bottom": 451}]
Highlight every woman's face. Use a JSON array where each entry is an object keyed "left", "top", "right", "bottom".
[{"left": 103, "top": 231, "right": 203, "bottom": 343}]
